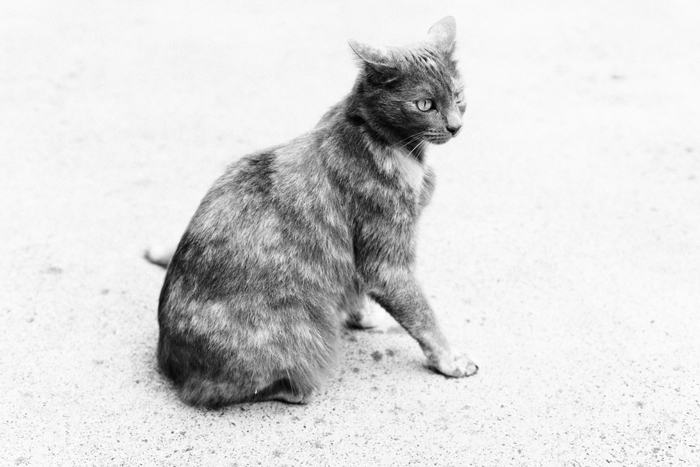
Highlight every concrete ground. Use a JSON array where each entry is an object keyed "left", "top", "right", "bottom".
[{"left": 2, "top": 1, "right": 699, "bottom": 465}]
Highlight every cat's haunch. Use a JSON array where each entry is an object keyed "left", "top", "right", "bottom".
[{"left": 156, "top": 16, "right": 477, "bottom": 408}]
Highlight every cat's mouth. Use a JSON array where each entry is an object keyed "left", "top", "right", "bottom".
[{"left": 425, "top": 132, "right": 455, "bottom": 145}]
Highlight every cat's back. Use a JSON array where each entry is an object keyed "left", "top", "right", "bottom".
[
  {"left": 201, "top": 128, "right": 342, "bottom": 222},
  {"left": 163, "top": 129, "right": 354, "bottom": 305}
]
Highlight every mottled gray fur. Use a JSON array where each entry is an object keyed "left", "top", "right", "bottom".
[{"left": 157, "top": 16, "right": 477, "bottom": 407}]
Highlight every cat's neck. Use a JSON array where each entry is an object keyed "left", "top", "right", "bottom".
[{"left": 316, "top": 96, "right": 428, "bottom": 196}]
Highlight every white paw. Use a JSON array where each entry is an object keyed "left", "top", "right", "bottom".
[
  {"left": 432, "top": 353, "right": 479, "bottom": 378},
  {"left": 356, "top": 298, "right": 393, "bottom": 331}
]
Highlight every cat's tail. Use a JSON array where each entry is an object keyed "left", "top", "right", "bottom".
[{"left": 144, "top": 244, "right": 176, "bottom": 268}]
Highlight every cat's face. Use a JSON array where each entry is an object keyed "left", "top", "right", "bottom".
[
  {"left": 384, "top": 50, "right": 465, "bottom": 146},
  {"left": 350, "top": 16, "right": 465, "bottom": 148}
]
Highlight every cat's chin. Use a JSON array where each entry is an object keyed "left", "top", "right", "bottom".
[{"left": 428, "top": 135, "right": 453, "bottom": 145}]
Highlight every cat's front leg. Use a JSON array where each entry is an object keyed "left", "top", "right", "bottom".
[{"left": 368, "top": 270, "right": 478, "bottom": 378}]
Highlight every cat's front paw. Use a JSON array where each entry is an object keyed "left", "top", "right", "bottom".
[
  {"left": 345, "top": 296, "right": 392, "bottom": 331},
  {"left": 430, "top": 353, "right": 478, "bottom": 378}
]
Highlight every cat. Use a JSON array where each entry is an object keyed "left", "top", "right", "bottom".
[{"left": 155, "top": 16, "right": 477, "bottom": 408}]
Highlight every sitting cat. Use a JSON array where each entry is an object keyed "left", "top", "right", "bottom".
[{"left": 155, "top": 16, "right": 477, "bottom": 407}]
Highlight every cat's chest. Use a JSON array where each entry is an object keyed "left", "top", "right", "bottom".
[{"left": 389, "top": 148, "right": 425, "bottom": 195}]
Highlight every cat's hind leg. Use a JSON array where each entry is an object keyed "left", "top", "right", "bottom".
[
  {"left": 177, "top": 375, "right": 316, "bottom": 408},
  {"left": 163, "top": 300, "right": 338, "bottom": 407},
  {"left": 251, "top": 378, "right": 316, "bottom": 405}
]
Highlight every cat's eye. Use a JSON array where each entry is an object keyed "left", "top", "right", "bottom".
[
  {"left": 416, "top": 99, "right": 433, "bottom": 112},
  {"left": 455, "top": 90, "right": 465, "bottom": 102}
]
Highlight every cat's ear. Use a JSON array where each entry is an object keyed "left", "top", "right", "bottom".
[
  {"left": 427, "top": 16, "right": 457, "bottom": 55},
  {"left": 348, "top": 40, "right": 398, "bottom": 71}
]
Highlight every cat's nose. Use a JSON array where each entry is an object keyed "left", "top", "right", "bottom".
[
  {"left": 446, "top": 121, "right": 462, "bottom": 136},
  {"left": 446, "top": 112, "right": 462, "bottom": 136}
]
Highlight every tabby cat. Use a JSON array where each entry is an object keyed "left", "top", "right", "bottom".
[{"left": 156, "top": 16, "right": 477, "bottom": 407}]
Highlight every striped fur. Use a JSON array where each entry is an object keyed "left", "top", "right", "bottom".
[{"left": 157, "top": 16, "right": 477, "bottom": 408}]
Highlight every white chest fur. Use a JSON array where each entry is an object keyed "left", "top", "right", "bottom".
[
  {"left": 390, "top": 148, "right": 425, "bottom": 193},
  {"left": 368, "top": 140, "right": 427, "bottom": 196}
]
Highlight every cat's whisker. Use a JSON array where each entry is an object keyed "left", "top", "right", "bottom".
[
  {"left": 392, "top": 130, "right": 426, "bottom": 145},
  {"left": 406, "top": 140, "right": 427, "bottom": 160},
  {"left": 401, "top": 133, "right": 428, "bottom": 148},
  {"left": 393, "top": 131, "right": 429, "bottom": 150},
  {"left": 397, "top": 137, "right": 427, "bottom": 154}
]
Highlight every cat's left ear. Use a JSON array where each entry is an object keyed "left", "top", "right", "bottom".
[
  {"left": 348, "top": 40, "right": 398, "bottom": 71},
  {"left": 427, "top": 16, "right": 457, "bottom": 55}
]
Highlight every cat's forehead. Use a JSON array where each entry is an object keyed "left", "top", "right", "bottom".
[
  {"left": 402, "top": 48, "right": 461, "bottom": 91},
  {"left": 408, "top": 46, "right": 458, "bottom": 73}
]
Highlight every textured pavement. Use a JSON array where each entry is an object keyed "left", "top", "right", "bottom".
[{"left": 2, "top": 1, "right": 699, "bottom": 465}]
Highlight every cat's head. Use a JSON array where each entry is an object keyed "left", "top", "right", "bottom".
[{"left": 349, "top": 16, "right": 465, "bottom": 149}]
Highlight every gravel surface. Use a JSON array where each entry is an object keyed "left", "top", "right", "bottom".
[{"left": 2, "top": 1, "right": 699, "bottom": 465}]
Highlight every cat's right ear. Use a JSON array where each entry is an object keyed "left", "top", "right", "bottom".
[
  {"left": 427, "top": 16, "right": 457, "bottom": 55},
  {"left": 348, "top": 40, "right": 398, "bottom": 72}
]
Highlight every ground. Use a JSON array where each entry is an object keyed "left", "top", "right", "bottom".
[{"left": 1, "top": 1, "right": 699, "bottom": 466}]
